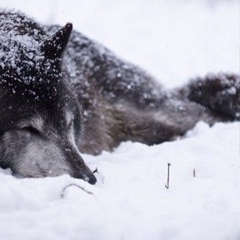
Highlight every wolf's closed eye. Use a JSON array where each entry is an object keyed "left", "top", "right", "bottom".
[{"left": 21, "top": 126, "right": 41, "bottom": 135}]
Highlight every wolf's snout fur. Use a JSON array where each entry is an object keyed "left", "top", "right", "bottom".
[{"left": 0, "top": 10, "right": 239, "bottom": 184}]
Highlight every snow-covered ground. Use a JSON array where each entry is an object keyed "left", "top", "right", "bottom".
[{"left": 0, "top": 1, "right": 239, "bottom": 239}]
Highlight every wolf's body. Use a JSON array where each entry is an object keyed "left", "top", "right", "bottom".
[{"left": 0, "top": 10, "right": 239, "bottom": 184}]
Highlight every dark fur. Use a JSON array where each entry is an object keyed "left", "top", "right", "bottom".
[{"left": 0, "top": 10, "right": 239, "bottom": 184}]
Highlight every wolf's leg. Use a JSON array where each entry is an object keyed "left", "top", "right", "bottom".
[{"left": 179, "top": 73, "right": 240, "bottom": 121}]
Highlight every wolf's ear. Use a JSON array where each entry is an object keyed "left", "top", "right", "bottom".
[{"left": 41, "top": 23, "right": 73, "bottom": 59}]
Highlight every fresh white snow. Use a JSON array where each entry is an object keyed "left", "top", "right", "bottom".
[{"left": 0, "top": 1, "right": 239, "bottom": 239}]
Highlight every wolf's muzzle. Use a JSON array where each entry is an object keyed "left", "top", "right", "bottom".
[{"left": 82, "top": 172, "right": 97, "bottom": 185}]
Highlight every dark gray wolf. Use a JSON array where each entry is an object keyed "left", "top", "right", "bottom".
[{"left": 0, "top": 10, "right": 239, "bottom": 184}]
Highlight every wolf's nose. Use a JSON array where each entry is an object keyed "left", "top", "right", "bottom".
[{"left": 83, "top": 172, "right": 97, "bottom": 185}]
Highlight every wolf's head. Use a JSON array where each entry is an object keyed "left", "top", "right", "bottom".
[{"left": 0, "top": 12, "right": 96, "bottom": 184}]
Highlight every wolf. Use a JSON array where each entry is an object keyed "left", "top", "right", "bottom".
[{"left": 0, "top": 10, "right": 239, "bottom": 184}]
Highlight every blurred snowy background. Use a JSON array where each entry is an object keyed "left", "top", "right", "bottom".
[
  {"left": 1, "top": 0, "right": 239, "bottom": 87},
  {"left": 0, "top": 1, "right": 239, "bottom": 240}
]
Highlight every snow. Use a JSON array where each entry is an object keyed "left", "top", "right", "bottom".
[
  {"left": 0, "top": 11, "right": 45, "bottom": 71},
  {"left": 0, "top": 0, "right": 239, "bottom": 240}
]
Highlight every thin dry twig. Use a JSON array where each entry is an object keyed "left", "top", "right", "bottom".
[
  {"left": 93, "top": 167, "right": 105, "bottom": 184},
  {"left": 60, "top": 183, "right": 94, "bottom": 198},
  {"left": 165, "top": 163, "right": 171, "bottom": 189},
  {"left": 193, "top": 168, "right": 196, "bottom": 178}
]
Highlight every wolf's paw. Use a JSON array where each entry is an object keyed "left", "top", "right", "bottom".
[{"left": 187, "top": 73, "right": 240, "bottom": 120}]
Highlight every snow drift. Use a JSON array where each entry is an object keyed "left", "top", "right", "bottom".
[{"left": 0, "top": 0, "right": 239, "bottom": 239}]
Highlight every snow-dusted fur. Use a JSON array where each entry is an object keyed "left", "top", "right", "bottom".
[
  {"left": 47, "top": 25, "right": 239, "bottom": 154},
  {"left": 0, "top": 10, "right": 239, "bottom": 184}
]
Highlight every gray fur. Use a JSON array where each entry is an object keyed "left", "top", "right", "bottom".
[
  {"left": 0, "top": 10, "right": 239, "bottom": 184},
  {"left": 54, "top": 26, "right": 239, "bottom": 154}
]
